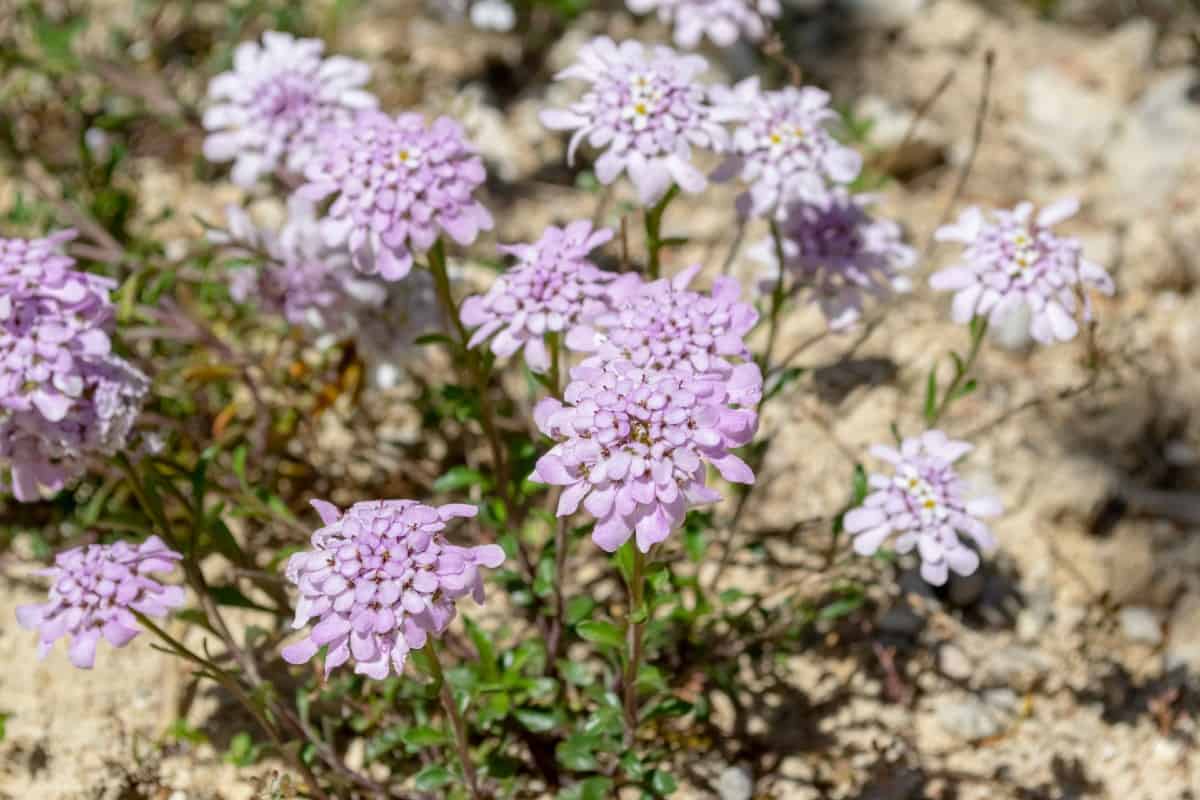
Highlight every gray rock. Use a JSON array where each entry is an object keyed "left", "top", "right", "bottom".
[
  {"left": 877, "top": 601, "right": 925, "bottom": 638},
  {"left": 980, "top": 646, "right": 1052, "bottom": 692},
  {"left": 1021, "top": 65, "right": 1121, "bottom": 176},
  {"left": 716, "top": 765, "right": 754, "bottom": 800},
  {"left": 1119, "top": 606, "right": 1163, "bottom": 645},
  {"left": 939, "top": 644, "right": 973, "bottom": 681},
  {"left": 855, "top": 94, "right": 948, "bottom": 178},
  {"left": 1106, "top": 69, "right": 1200, "bottom": 210},
  {"left": 835, "top": 0, "right": 928, "bottom": 27},
  {"left": 1165, "top": 594, "right": 1200, "bottom": 673},
  {"left": 935, "top": 694, "right": 1004, "bottom": 741}
]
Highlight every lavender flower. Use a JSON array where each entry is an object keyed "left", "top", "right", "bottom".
[
  {"left": 533, "top": 362, "right": 760, "bottom": 552},
  {"left": 569, "top": 264, "right": 759, "bottom": 388},
  {"left": 714, "top": 78, "right": 863, "bottom": 218},
  {"left": 844, "top": 431, "right": 1002, "bottom": 586},
  {"left": 300, "top": 111, "right": 494, "bottom": 281},
  {"left": 540, "top": 37, "right": 740, "bottom": 206},
  {"left": 215, "top": 200, "right": 387, "bottom": 336},
  {"left": 930, "top": 199, "right": 1115, "bottom": 344},
  {"left": 281, "top": 500, "right": 505, "bottom": 679},
  {"left": 626, "top": 0, "right": 782, "bottom": 49},
  {"left": 0, "top": 231, "right": 148, "bottom": 502},
  {"left": 203, "top": 31, "right": 377, "bottom": 187},
  {"left": 749, "top": 191, "right": 915, "bottom": 330},
  {"left": 460, "top": 220, "right": 617, "bottom": 372},
  {"left": 15, "top": 537, "right": 184, "bottom": 669}
]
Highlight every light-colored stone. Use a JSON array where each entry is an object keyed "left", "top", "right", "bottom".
[
  {"left": 1119, "top": 606, "right": 1163, "bottom": 645},
  {"left": 1106, "top": 69, "right": 1200, "bottom": 210},
  {"left": 1021, "top": 65, "right": 1121, "bottom": 176},
  {"left": 979, "top": 646, "right": 1052, "bottom": 692},
  {"left": 935, "top": 694, "right": 1004, "bottom": 741},
  {"left": 836, "top": 0, "right": 928, "bottom": 27},
  {"left": 716, "top": 765, "right": 754, "bottom": 800},
  {"left": 1165, "top": 593, "right": 1200, "bottom": 673},
  {"left": 939, "top": 644, "right": 973, "bottom": 681},
  {"left": 856, "top": 94, "right": 948, "bottom": 178},
  {"left": 905, "top": 0, "right": 986, "bottom": 51}
]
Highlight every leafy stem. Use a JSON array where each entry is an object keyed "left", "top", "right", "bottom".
[
  {"left": 644, "top": 184, "right": 680, "bottom": 280},
  {"left": 926, "top": 316, "right": 989, "bottom": 427},
  {"left": 425, "top": 639, "right": 485, "bottom": 800},
  {"left": 621, "top": 545, "right": 647, "bottom": 749}
]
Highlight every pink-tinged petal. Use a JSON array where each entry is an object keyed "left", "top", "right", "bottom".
[
  {"left": 311, "top": 616, "right": 351, "bottom": 645},
  {"left": 540, "top": 108, "right": 586, "bottom": 131},
  {"left": 311, "top": 499, "right": 342, "bottom": 525},
  {"left": 950, "top": 284, "right": 983, "bottom": 325},
  {"left": 524, "top": 336, "right": 551, "bottom": 374},
  {"left": 533, "top": 454, "right": 574, "bottom": 485},
  {"left": 929, "top": 267, "right": 975, "bottom": 291},
  {"left": 472, "top": 544, "right": 506, "bottom": 568},
  {"left": 711, "top": 454, "right": 754, "bottom": 484},
  {"left": 851, "top": 524, "right": 892, "bottom": 556},
  {"left": 438, "top": 503, "right": 478, "bottom": 520},
  {"left": 920, "top": 559, "right": 949, "bottom": 586},
  {"left": 966, "top": 496, "right": 1003, "bottom": 518},
  {"left": 68, "top": 630, "right": 100, "bottom": 669},
  {"left": 102, "top": 620, "right": 139, "bottom": 648},
  {"left": 634, "top": 507, "right": 673, "bottom": 553},
  {"left": 592, "top": 516, "right": 631, "bottom": 552},
  {"left": 15, "top": 604, "right": 45, "bottom": 629},
  {"left": 1036, "top": 197, "right": 1079, "bottom": 227},
  {"left": 1044, "top": 302, "right": 1079, "bottom": 341},
  {"left": 557, "top": 481, "right": 589, "bottom": 516},
  {"left": 584, "top": 484, "right": 617, "bottom": 518},
  {"left": 946, "top": 546, "right": 980, "bottom": 577},
  {"left": 843, "top": 507, "right": 886, "bottom": 533}
]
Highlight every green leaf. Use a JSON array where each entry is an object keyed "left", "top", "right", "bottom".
[
  {"left": 576, "top": 621, "right": 624, "bottom": 650},
  {"left": 619, "top": 751, "right": 645, "bottom": 780},
  {"left": 649, "top": 769, "right": 678, "bottom": 795},
  {"left": 818, "top": 593, "right": 865, "bottom": 621},
  {"left": 565, "top": 596, "right": 595, "bottom": 625},
  {"left": 463, "top": 615, "right": 498, "bottom": 681},
  {"left": 433, "top": 466, "right": 490, "bottom": 493},
  {"left": 558, "top": 777, "right": 615, "bottom": 800},
  {"left": 851, "top": 463, "right": 868, "bottom": 505},
  {"left": 764, "top": 366, "right": 806, "bottom": 403},
  {"left": 209, "top": 585, "right": 276, "bottom": 615},
  {"left": 414, "top": 764, "right": 453, "bottom": 791},
  {"left": 613, "top": 541, "right": 637, "bottom": 584},
  {"left": 413, "top": 332, "right": 455, "bottom": 347},
  {"left": 224, "top": 731, "right": 259, "bottom": 766},
  {"left": 514, "top": 708, "right": 559, "bottom": 733},
  {"left": 556, "top": 733, "right": 601, "bottom": 771},
  {"left": 923, "top": 367, "right": 939, "bottom": 424},
  {"left": 401, "top": 726, "right": 450, "bottom": 747},
  {"left": 954, "top": 378, "right": 978, "bottom": 400},
  {"left": 557, "top": 660, "right": 594, "bottom": 687}
]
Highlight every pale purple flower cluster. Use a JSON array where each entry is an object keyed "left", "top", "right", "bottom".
[
  {"left": 626, "top": 0, "right": 782, "bottom": 49},
  {"left": 844, "top": 431, "right": 1002, "bottom": 586},
  {"left": 300, "top": 111, "right": 493, "bottom": 281},
  {"left": 715, "top": 78, "right": 863, "bottom": 219},
  {"left": 750, "top": 191, "right": 915, "bottom": 330},
  {"left": 281, "top": 499, "right": 505, "bottom": 679},
  {"left": 570, "top": 264, "right": 760, "bottom": 387},
  {"left": 930, "top": 199, "right": 1115, "bottom": 344},
  {"left": 16, "top": 536, "right": 184, "bottom": 669},
  {"left": 0, "top": 231, "right": 148, "bottom": 502},
  {"left": 216, "top": 201, "right": 387, "bottom": 336},
  {"left": 203, "top": 31, "right": 377, "bottom": 187},
  {"left": 460, "top": 221, "right": 618, "bottom": 373},
  {"left": 533, "top": 361, "right": 760, "bottom": 552},
  {"left": 540, "top": 37, "right": 740, "bottom": 206}
]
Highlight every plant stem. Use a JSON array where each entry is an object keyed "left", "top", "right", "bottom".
[
  {"left": 760, "top": 220, "right": 790, "bottom": 374},
  {"left": 546, "top": 330, "right": 562, "bottom": 398},
  {"left": 426, "top": 640, "right": 484, "bottom": 800},
  {"left": 621, "top": 547, "right": 647, "bottom": 749},
  {"left": 929, "top": 316, "right": 989, "bottom": 427},
  {"left": 428, "top": 239, "right": 512, "bottom": 502},
  {"left": 644, "top": 185, "right": 679, "bottom": 280}
]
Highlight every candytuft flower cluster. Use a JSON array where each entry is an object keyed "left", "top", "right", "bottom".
[
  {"left": 844, "top": 431, "right": 1002, "bottom": 586},
  {"left": 751, "top": 191, "right": 915, "bottom": 330},
  {"left": 0, "top": 230, "right": 148, "bottom": 502},
  {"left": 541, "top": 37, "right": 740, "bottom": 206},
  {"left": 626, "top": 0, "right": 782, "bottom": 49},
  {"left": 461, "top": 221, "right": 618, "bottom": 373},
  {"left": 300, "top": 111, "right": 493, "bottom": 281},
  {"left": 203, "top": 31, "right": 377, "bottom": 187},
  {"left": 281, "top": 500, "right": 505, "bottom": 678},
  {"left": 16, "top": 537, "right": 184, "bottom": 668},
  {"left": 931, "top": 199, "right": 1114, "bottom": 344},
  {"left": 716, "top": 78, "right": 863, "bottom": 219}
]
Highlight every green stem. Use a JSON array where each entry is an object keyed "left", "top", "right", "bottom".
[
  {"left": 546, "top": 331, "right": 562, "bottom": 398},
  {"left": 426, "top": 640, "right": 484, "bottom": 800},
  {"left": 621, "top": 548, "right": 647, "bottom": 749},
  {"left": 929, "top": 316, "right": 989, "bottom": 427},
  {"left": 428, "top": 239, "right": 511, "bottom": 498},
  {"left": 644, "top": 185, "right": 680, "bottom": 280},
  {"left": 760, "top": 220, "right": 790, "bottom": 376}
]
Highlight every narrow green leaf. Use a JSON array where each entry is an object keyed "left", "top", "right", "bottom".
[
  {"left": 514, "top": 708, "right": 559, "bottom": 732},
  {"left": 576, "top": 621, "right": 624, "bottom": 650},
  {"left": 433, "top": 466, "right": 490, "bottom": 493},
  {"left": 923, "top": 366, "right": 939, "bottom": 423},
  {"left": 414, "top": 764, "right": 453, "bottom": 791}
]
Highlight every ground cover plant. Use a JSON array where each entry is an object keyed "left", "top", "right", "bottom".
[{"left": 5, "top": 1, "right": 1189, "bottom": 798}]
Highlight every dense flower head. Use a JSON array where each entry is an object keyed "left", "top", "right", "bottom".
[
  {"left": 569, "top": 264, "right": 759, "bottom": 389},
  {"left": 844, "top": 431, "right": 1002, "bottom": 586},
  {"left": 540, "top": 37, "right": 740, "bottom": 206},
  {"left": 714, "top": 78, "right": 863, "bottom": 219},
  {"left": 0, "top": 230, "right": 148, "bottom": 502},
  {"left": 15, "top": 536, "right": 184, "bottom": 669},
  {"left": 930, "top": 199, "right": 1115, "bottom": 344},
  {"left": 203, "top": 31, "right": 377, "bottom": 187},
  {"left": 281, "top": 500, "right": 505, "bottom": 679},
  {"left": 626, "top": 0, "right": 782, "bottom": 49},
  {"left": 750, "top": 191, "right": 915, "bottom": 330},
  {"left": 300, "top": 111, "right": 494, "bottom": 281},
  {"left": 216, "top": 200, "right": 387, "bottom": 335},
  {"left": 533, "top": 362, "right": 760, "bottom": 552},
  {"left": 460, "top": 220, "right": 618, "bottom": 372}
]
